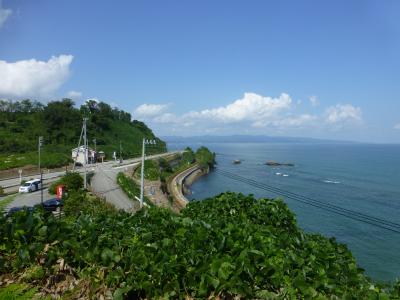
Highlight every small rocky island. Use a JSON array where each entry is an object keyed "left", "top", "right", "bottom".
[{"left": 265, "top": 160, "right": 294, "bottom": 167}]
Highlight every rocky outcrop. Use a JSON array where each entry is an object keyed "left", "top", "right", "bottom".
[{"left": 265, "top": 161, "right": 294, "bottom": 167}]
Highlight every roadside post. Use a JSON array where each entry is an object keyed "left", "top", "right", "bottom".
[
  {"left": 18, "top": 169, "right": 22, "bottom": 184},
  {"left": 56, "top": 184, "right": 65, "bottom": 199},
  {"left": 93, "top": 138, "right": 97, "bottom": 166},
  {"left": 83, "top": 118, "right": 88, "bottom": 189},
  {"left": 140, "top": 139, "right": 156, "bottom": 208},
  {"left": 38, "top": 136, "right": 43, "bottom": 204}
]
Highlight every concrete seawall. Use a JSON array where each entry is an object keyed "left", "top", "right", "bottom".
[{"left": 168, "top": 164, "right": 206, "bottom": 210}]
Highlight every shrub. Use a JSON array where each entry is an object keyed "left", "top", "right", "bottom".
[
  {"left": 0, "top": 191, "right": 397, "bottom": 298},
  {"left": 63, "top": 191, "right": 116, "bottom": 217},
  {"left": 117, "top": 172, "right": 153, "bottom": 206},
  {"left": 48, "top": 172, "right": 83, "bottom": 194},
  {"left": 195, "top": 146, "right": 215, "bottom": 171},
  {"left": 158, "top": 157, "right": 172, "bottom": 173},
  {"left": 135, "top": 160, "right": 160, "bottom": 181}
]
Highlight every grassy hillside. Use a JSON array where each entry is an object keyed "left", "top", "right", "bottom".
[{"left": 0, "top": 99, "right": 166, "bottom": 170}]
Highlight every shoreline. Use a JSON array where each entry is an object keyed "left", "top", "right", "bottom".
[{"left": 168, "top": 164, "right": 207, "bottom": 210}]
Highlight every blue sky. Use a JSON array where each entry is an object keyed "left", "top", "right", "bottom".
[{"left": 0, "top": 0, "right": 399, "bottom": 142}]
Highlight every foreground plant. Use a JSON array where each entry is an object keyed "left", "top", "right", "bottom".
[{"left": 0, "top": 192, "right": 399, "bottom": 299}]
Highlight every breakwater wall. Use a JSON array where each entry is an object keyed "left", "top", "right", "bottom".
[{"left": 169, "top": 164, "right": 207, "bottom": 210}]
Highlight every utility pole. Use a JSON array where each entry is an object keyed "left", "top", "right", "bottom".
[
  {"left": 38, "top": 136, "right": 43, "bottom": 204},
  {"left": 119, "top": 141, "right": 122, "bottom": 162},
  {"left": 140, "top": 139, "right": 156, "bottom": 208},
  {"left": 83, "top": 118, "right": 88, "bottom": 189},
  {"left": 73, "top": 121, "right": 84, "bottom": 171},
  {"left": 93, "top": 138, "right": 97, "bottom": 165}
]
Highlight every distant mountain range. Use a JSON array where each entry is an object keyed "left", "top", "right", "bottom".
[{"left": 161, "top": 135, "right": 359, "bottom": 144}]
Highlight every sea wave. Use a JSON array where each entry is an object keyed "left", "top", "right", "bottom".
[
  {"left": 323, "top": 180, "right": 340, "bottom": 184},
  {"left": 275, "top": 172, "right": 289, "bottom": 177}
]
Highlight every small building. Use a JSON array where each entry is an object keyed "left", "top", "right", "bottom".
[
  {"left": 71, "top": 146, "right": 96, "bottom": 165},
  {"left": 97, "top": 151, "right": 105, "bottom": 162}
]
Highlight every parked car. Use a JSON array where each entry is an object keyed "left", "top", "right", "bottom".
[
  {"left": 42, "top": 198, "right": 63, "bottom": 212},
  {"left": 19, "top": 179, "right": 42, "bottom": 193},
  {"left": 6, "top": 206, "right": 35, "bottom": 217}
]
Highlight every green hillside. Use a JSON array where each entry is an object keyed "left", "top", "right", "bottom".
[{"left": 0, "top": 99, "right": 166, "bottom": 170}]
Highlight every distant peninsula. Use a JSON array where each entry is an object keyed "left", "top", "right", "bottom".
[{"left": 162, "top": 134, "right": 360, "bottom": 144}]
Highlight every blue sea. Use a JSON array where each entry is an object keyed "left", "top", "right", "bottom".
[{"left": 168, "top": 142, "right": 400, "bottom": 282}]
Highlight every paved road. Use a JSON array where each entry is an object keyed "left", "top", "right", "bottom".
[
  {"left": 91, "top": 164, "right": 140, "bottom": 212},
  {"left": 5, "top": 189, "right": 53, "bottom": 211},
  {"left": 2, "top": 151, "right": 180, "bottom": 212},
  {"left": 0, "top": 163, "right": 112, "bottom": 189},
  {"left": 90, "top": 151, "right": 181, "bottom": 211},
  {"left": 169, "top": 164, "right": 200, "bottom": 210},
  {"left": 0, "top": 153, "right": 179, "bottom": 194}
]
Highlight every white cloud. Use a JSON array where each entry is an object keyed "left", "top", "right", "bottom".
[
  {"left": 271, "top": 114, "right": 318, "bottom": 128},
  {"left": 0, "top": 55, "right": 73, "bottom": 99},
  {"left": 185, "top": 92, "right": 292, "bottom": 123},
  {"left": 325, "top": 104, "right": 362, "bottom": 124},
  {"left": 309, "top": 95, "right": 319, "bottom": 107},
  {"left": 133, "top": 103, "right": 169, "bottom": 118},
  {"left": 394, "top": 123, "right": 400, "bottom": 130},
  {"left": 0, "top": 1, "right": 12, "bottom": 29},
  {"left": 66, "top": 90, "right": 82, "bottom": 100},
  {"left": 133, "top": 92, "right": 308, "bottom": 132},
  {"left": 133, "top": 93, "right": 363, "bottom": 135},
  {"left": 153, "top": 112, "right": 178, "bottom": 124}
]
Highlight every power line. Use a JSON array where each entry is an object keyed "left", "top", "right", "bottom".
[
  {"left": 214, "top": 168, "right": 400, "bottom": 235},
  {"left": 216, "top": 169, "right": 400, "bottom": 229}
]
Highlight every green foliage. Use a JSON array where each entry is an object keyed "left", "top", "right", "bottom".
[
  {"left": 0, "top": 191, "right": 397, "bottom": 298},
  {"left": 63, "top": 191, "right": 116, "bottom": 217},
  {"left": 195, "top": 146, "right": 216, "bottom": 171},
  {"left": 0, "top": 99, "right": 166, "bottom": 170},
  {"left": 0, "top": 194, "right": 16, "bottom": 212},
  {"left": 182, "top": 147, "right": 195, "bottom": 166},
  {"left": 116, "top": 172, "right": 153, "bottom": 206},
  {"left": 21, "top": 265, "right": 45, "bottom": 282},
  {"left": 0, "top": 151, "right": 71, "bottom": 170},
  {"left": 48, "top": 172, "right": 83, "bottom": 194},
  {"left": 136, "top": 159, "right": 160, "bottom": 181},
  {"left": 392, "top": 280, "right": 400, "bottom": 297},
  {"left": 0, "top": 283, "right": 38, "bottom": 300},
  {"left": 158, "top": 157, "right": 172, "bottom": 173}
]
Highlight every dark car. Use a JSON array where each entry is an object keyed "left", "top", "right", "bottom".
[
  {"left": 42, "top": 198, "right": 63, "bottom": 212},
  {"left": 6, "top": 206, "right": 35, "bottom": 217}
]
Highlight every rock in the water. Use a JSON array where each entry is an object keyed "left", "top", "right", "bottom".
[{"left": 265, "top": 161, "right": 294, "bottom": 167}]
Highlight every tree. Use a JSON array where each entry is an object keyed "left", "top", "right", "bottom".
[{"left": 43, "top": 99, "right": 81, "bottom": 144}]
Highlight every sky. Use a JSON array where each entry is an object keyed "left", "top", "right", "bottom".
[{"left": 0, "top": 0, "right": 399, "bottom": 143}]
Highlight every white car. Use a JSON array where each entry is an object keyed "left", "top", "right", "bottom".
[{"left": 19, "top": 179, "right": 42, "bottom": 193}]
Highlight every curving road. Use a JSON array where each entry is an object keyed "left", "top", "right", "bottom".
[
  {"left": 91, "top": 163, "right": 140, "bottom": 212},
  {"left": 168, "top": 164, "right": 200, "bottom": 210},
  {"left": 90, "top": 151, "right": 180, "bottom": 211},
  {"left": 3, "top": 151, "right": 180, "bottom": 212},
  {"left": 6, "top": 189, "right": 52, "bottom": 209}
]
